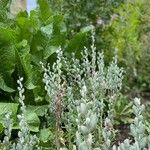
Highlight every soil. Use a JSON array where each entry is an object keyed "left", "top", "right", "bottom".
[
  {"left": 114, "top": 92, "right": 150, "bottom": 145},
  {"left": 114, "top": 124, "right": 131, "bottom": 145}
]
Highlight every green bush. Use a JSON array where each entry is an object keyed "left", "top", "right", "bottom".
[
  {"left": 138, "top": 0, "right": 150, "bottom": 91},
  {"left": 0, "top": 0, "right": 92, "bottom": 104},
  {"left": 101, "top": 0, "right": 146, "bottom": 92}
]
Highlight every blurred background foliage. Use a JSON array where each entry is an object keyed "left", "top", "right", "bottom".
[
  {"left": 139, "top": 0, "right": 150, "bottom": 91},
  {"left": 47, "top": 0, "right": 124, "bottom": 36}
]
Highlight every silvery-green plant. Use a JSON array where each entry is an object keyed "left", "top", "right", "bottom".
[
  {"left": 76, "top": 34, "right": 123, "bottom": 148},
  {"left": 76, "top": 83, "right": 100, "bottom": 150},
  {"left": 63, "top": 86, "right": 77, "bottom": 149},
  {"left": 41, "top": 35, "right": 124, "bottom": 149},
  {"left": 102, "top": 117, "right": 113, "bottom": 150},
  {"left": 112, "top": 98, "right": 150, "bottom": 150},
  {"left": 1, "top": 112, "right": 13, "bottom": 150},
  {"left": 14, "top": 77, "right": 39, "bottom": 150},
  {"left": 1, "top": 77, "right": 40, "bottom": 150},
  {"left": 46, "top": 34, "right": 122, "bottom": 149},
  {"left": 41, "top": 48, "right": 66, "bottom": 150}
]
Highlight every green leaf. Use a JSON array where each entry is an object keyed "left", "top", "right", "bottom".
[
  {"left": 26, "top": 105, "right": 48, "bottom": 117},
  {"left": 38, "top": 0, "right": 52, "bottom": 23},
  {"left": 0, "top": 44, "right": 16, "bottom": 86},
  {"left": 16, "top": 16, "right": 35, "bottom": 41},
  {"left": 0, "top": 123, "right": 4, "bottom": 133},
  {"left": 25, "top": 111, "right": 40, "bottom": 132},
  {"left": 16, "top": 41, "right": 36, "bottom": 90},
  {"left": 0, "top": 103, "right": 19, "bottom": 123},
  {"left": 40, "top": 128, "right": 53, "bottom": 142},
  {"left": 0, "top": 27, "right": 16, "bottom": 43},
  {"left": 13, "top": 111, "right": 40, "bottom": 132},
  {"left": 53, "top": 15, "right": 66, "bottom": 34},
  {"left": 65, "top": 32, "right": 87, "bottom": 56},
  {"left": 0, "top": 75, "right": 15, "bottom": 92},
  {"left": 44, "top": 46, "right": 58, "bottom": 59}
]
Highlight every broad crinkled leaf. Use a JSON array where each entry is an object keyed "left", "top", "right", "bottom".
[
  {"left": 13, "top": 111, "right": 40, "bottom": 132},
  {"left": 65, "top": 30, "right": 90, "bottom": 57},
  {"left": 38, "top": 0, "right": 52, "bottom": 23},
  {"left": 0, "top": 26, "right": 17, "bottom": 43},
  {"left": 26, "top": 105, "right": 48, "bottom": 117},
  {"left": 0, "top": 76, "right": 15, "bottom": 92},
  {"left": 0, "top": 44, "right": 16, "bottom": 88},
  {"left": 0, "top": 103, "right": 19, "bottom": 123},
  {"left": 25, "top": 111, "right": 40, "bottom": 132},
  {"left": 44, "top": 45, "right": 59, "bottom": 59},
  {"left": 53, "top": 15, "right": 67, "bottom": 34},
  {"left": 40, "top": 128, "right": 53, "bottom": 142},
  {"left": 16, "top": 41, "right": 36, "bottom": 90}
]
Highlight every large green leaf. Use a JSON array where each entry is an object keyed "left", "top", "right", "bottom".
[
  {"left": 0, "top": 0, "right": 9, "bottom": 21},
  {"left": 65, "top": 32, "right": 87, "bottom": 56},
  {"left": 13, "top": 111, "right": 40, "bottom": 132},
  {"left": 0, "top": 75, "right": 15, "bottom": 92},
  {"left": 25, "top": 111, "right": 40, "bottom": 132},
  {"left": 0, "top": 26, "right": 17, "bottom": 43},
  {"left": 65, "top": 26, "right": 93, "bottom": 56},
  {"left": 26, "top": 105, "right": 48, "bottom": 117},
  {"left": 16, "top": 40, "right": 36, "bottom": 90},
  {"left": 0, "top": 103, "right": 19, "bottom": 123},
  {"left": 53, "top": 15, "right": 67, "bottom": 34},
  {"left": 44, "top": 45, "right": 59, "bottom": 59},
  {"left": 40, "top": 128, "right": 53, "bottom": 143},
  {"left": 38, "top": 0, "right": 52, "bottom": 24},
  {"left": 0, "top": 45, "right": 16, "bottom": 87}
]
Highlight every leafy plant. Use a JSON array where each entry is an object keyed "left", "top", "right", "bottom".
[
  {"left": 41, "top": 35, "right": 124, "bottom": 149},
  {"left": 138, "top": 0, "right": 150, "bottom": 91},
  {"left": 102, "top": 0, "right": 144, "bottom": 92},
  {"left": 0, "top": 0, "right": 92, "bottom": 105},
  {"left": 113, "top": 98, "right": 150, "bottom": 150},
  {"left": 48, "top": 0, "right": 124, "bottom": 36},
  {"left": 114, "top": 94, "right": 133, "bottom": 125}
]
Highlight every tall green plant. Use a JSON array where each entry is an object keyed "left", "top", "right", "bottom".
[
  {"left": 0, "top": 0, "right": 92, "bottom": 104},
  {"left": 138, "top": 0, "right": 150, "bottom": 91},
  {"left": 102, "top": 0, "right": 144, "bottom": 91}
]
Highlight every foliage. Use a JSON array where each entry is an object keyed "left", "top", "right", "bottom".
[
  {"left": 1, "top": 77, "right": 39, "bottom": 150},
  {"left": 114, "top": 94, "right": 133, "bottom": 125},
  {"left": 0, "top": 0, "right": 150, "bottom": 149},
  {"left": 0, "top": 0, "right": 92, "bottom": 105},
  {"left": 0, "top": 49, "right": 149, "bottom": 149},
  {"left": 0, "top": 103, "right": 18, "bottom": 133},
  {"left": 0, "top": 0, "right": 10, "bottom": 21},
  {"left": 138, "top": 0, "right": 150, "bottom": 91},
  {"left": 48, "top": 0, "right": 124, "bottom": 35},
  {"left": 41, "top": 39, "right": 123, "bottom": 149},
  {"left": 113, "top": 98, "right": 150, "bottom": 150},
  {"left": 101, "top": 0, "right": 144, "bottom": 91},
  {"left": 47, "top": 0, "right": 150, "bottom": 93}
]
